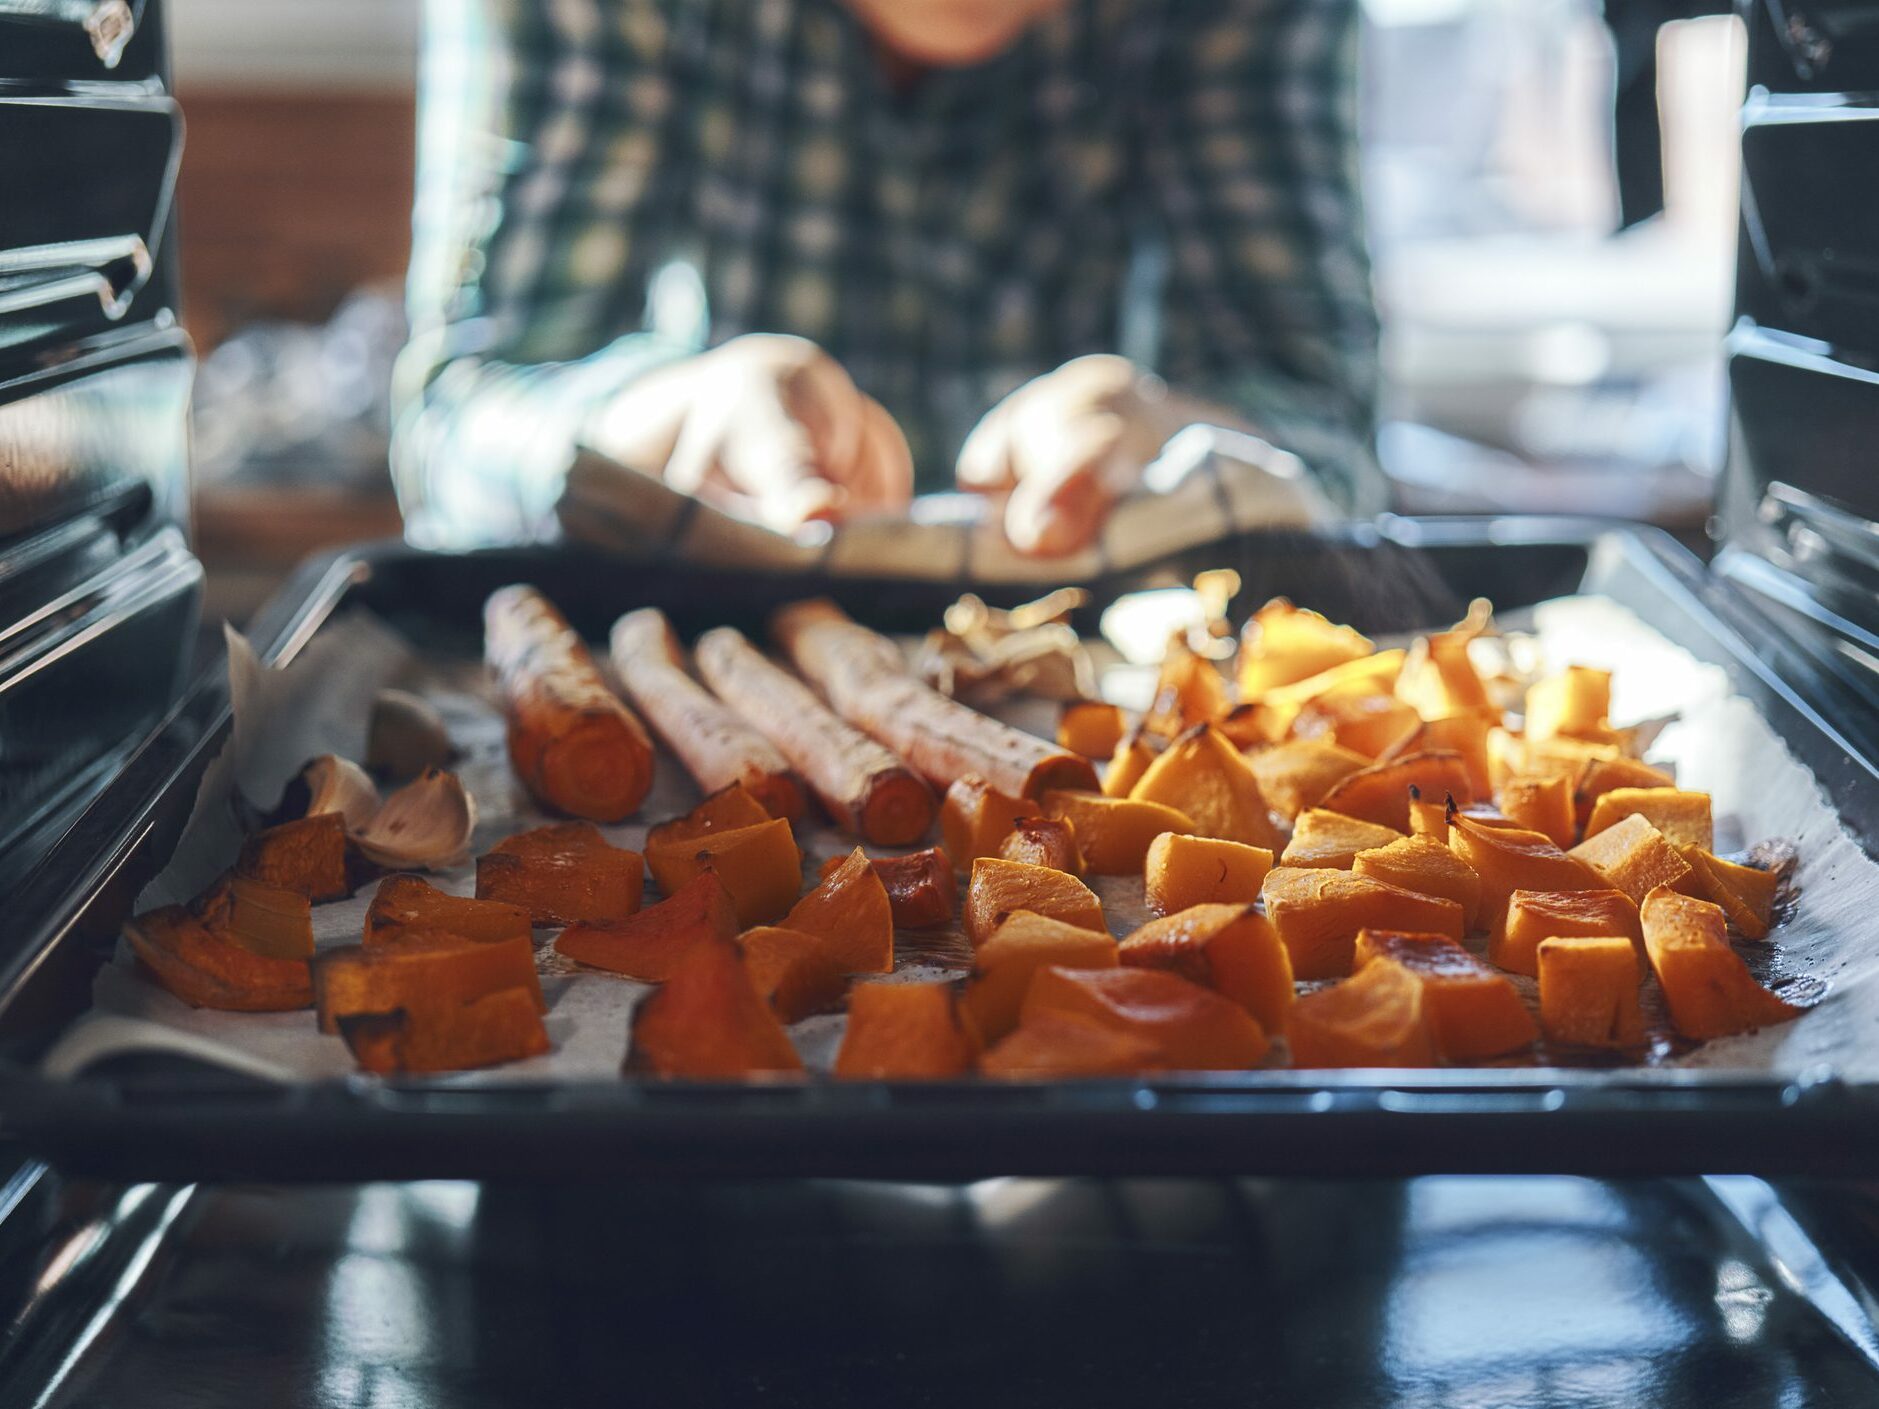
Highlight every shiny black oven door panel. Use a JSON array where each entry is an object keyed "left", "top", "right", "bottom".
[{"left": 0, "top": 0, "right": 162, "bottom": 86}]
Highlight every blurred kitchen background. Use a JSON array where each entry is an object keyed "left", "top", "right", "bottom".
[{"left": 175, "top": 0, "right": 1747, "bottom": 619}]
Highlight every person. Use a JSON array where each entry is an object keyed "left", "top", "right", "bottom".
[{"left": 393, "top": 0, "right": 1382, "bottom": 556}]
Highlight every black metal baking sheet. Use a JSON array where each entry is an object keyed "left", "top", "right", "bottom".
[{"left": 3, "top": 517, "right": 1878, "bottom": 1182}]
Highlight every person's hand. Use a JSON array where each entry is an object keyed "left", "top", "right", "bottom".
[
  {"left": 955, "top": 354, "right": 1179, "bottom": 556},
  {"left": 585, "top": 334, "right": 913, "bottom": 533}
]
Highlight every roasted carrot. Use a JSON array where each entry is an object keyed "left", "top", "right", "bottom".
[
  {"left": 771, "top": 599, "right": 1098, "bottom": 800},
  {"left": 485, "top": 585, "right": 654, "bottom": 821},
  {"left": 693, "top": 626, "right": 936, "bottom": 845},
  {"left": 609, "top": 609, "right": 806, "bottom": 821}
]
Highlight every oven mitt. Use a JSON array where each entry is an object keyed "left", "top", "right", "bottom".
[{"left": 557, "top": 424, "right": 1335, "bottom": 585}]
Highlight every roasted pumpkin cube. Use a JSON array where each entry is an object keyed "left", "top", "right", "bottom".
[
  {"left": 1260, "top": 867, "right": 1464, "bottom": 980},
  {"left": 981, "top": 1011, "right": 1159, "bottom": 1078},
  {"left": 1568, "top": 813, "right": 1696, "bottom": 905},
  {"left": 1143, "top": 832, "right": 1273, "bottom": 915},
  {"left": 1290, "top": 691, "right": 1420, "bottom": 759},
  {"left": 1497, "top": 774, "right": 1575, "bottom": 849},
  {"left": 1318, "top": 750, "right": 1475, "bottom": 832},
  {"left": 1280, "top": 809, "right": 1405, "bottom": 870},
  {"left": 1678, "top": 845, "right": 1776, "bottom": 940},
  {"left": 554, "top": 871, "right": 739, "bottom": 980},
  {"left": 997, "top": 816, "right": 1085, "bottom": 875},
  {"left": 1640, "top": 887, "right": 1801, "bottom": 1041},
  {"left": 1352, "top": 835, "right": 1482, "bottom": 930},
  {"left": 1120, "top": 903, "right": 1293, "bottom": 1036},
  {"left": 1236, "top": 598, "right": 1374, "bottom": 696},
  {"left": 642, "top": 817, "right": 799, "bottom": 927},
  {"left": 1128, "top": 724, "right": 1282, "bottom": 850},
  {"left": 1352, "top": 929, "right": 1536, "bottom": 1060},
  {"left": 1584, "top": 787, "right": 1713, "bottom": 851},
  {"left": 124, "top": 905, "right": 314, "bottom": 1012},
  {"left": 964, "top": 858, "right": 1106, "bottom": 947},
  {"left": 1058, "top": 700, "right": 1128, "bottom": 759},
  {"left": 962, "top": 910, "right": 1119, "bottom": 1042},
  {"left": 1215, "top": 700, "right": 1289, "bottom": 750},
  {"left": 1289, "top": 960, "right": 1435, "bottom": 1068},
  {"left": 1021, "top": 966, "right": 1269, "bottom": 1071},
  {"left": 1406, "top": 787, "right": 1450, "bottom": 842},
  {"left": 738, "top": 925, "right": 853, "bottom": 1022},
  {"left": 1447, "top": 810, "right": 1604, "bottom": 938},
  {"left": 235, "top": 812, "right": 350, "bottom": 902},
  {"left": 477, "top": 822, "right": 646, "bottom": 926},
  {"left": 1525, "top": 666, "right": 1612, "bottom": 742},
  {"left": 1574, "top": 757, "right": 1676, "bottom": 829},
  {"left": 191, "top": 875, "right": 314, "bottom": 959},
  {"left": 834, "top": 982, "right": 978, "bottom": 1079},
  {"left": 1498, "top": 886, "right": 1642, "bottom": 976},
  {"left": 1247, "top": 738, "right": 1371, "bottom": 820},
  {"left": 858, "top": 846, "right": 957, "bottom": 928},
  {"left": 314, "top": 932, "right": 543, "bottom": 1035},
  {"left": 1102, "top": 732, "right": 1158, "bottom": 798},
  {"left": 1395, "top": 631, "right": 1493, "bottom": 721},
  {"left": 782, "top": 847, "right": 893, "bottom": 974},
  {"left": 365, "top": 874, "right": 532, "bottom": 948},
  {"left": 645, "top": 782, "right": 774, "bottom": 852},
  {"left": 1147, "top": 637, "right": 1232, "bottom": 736},
  {"left": 1536, "top": 936, "right": 1644, "bottom": 1048},
  {"left": 1382, "top": 715, "right": 1492, "bottom": 798},
  {"left": 338, "top": 985, "right": 550, "bottom": 1074},
  {"left": 1042, "top": 790, "right": 1194, "bottom": 875},
  {"left": 628, "top": 934, "right": 804, "bottom": 1077},
  {"left": 941, "top": 775, "right": 1041, "bottom": 866}
]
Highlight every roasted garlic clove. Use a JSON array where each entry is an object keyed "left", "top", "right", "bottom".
[
  {"left": 367, "top": 689, "right": 453, "bottom": 782},
  {"left": 299, "top": 754, "right": 382, "bottom": 831},
  {"left": 352, "top": 768, "right": 477, "bottom": 871}
]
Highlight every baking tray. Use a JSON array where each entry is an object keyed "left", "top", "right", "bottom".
[{"left": 4, "top": 517, "right": 1879, "bottom": 1182}]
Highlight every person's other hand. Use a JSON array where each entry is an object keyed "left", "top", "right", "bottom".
[
  {"left": 586, "top": 334, "right": 914, "bottom": 533},
  {"left": 955, "top": 354, "right": 1178, "bottom": 556}
]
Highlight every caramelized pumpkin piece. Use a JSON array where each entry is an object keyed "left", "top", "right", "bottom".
[
  {"left": 645, "top": 782, "right": 775, "bottom": 851},
  {"left": 1058, "top": 700, "right": 1128, "bottom": 759},
  {"left": 1525, "top": 666, "right": 1612, "bottom": 742},
  {"left": 1568, "top": 813, "right": 1696, "bottom": 905},
  {"left": 1289, "top": 691, "right": 1420, "bottom": 759},
  {"left": 338, "top": 986, "right": 550, "bottom": 1075},
  {"left": 1146, "top": 638, "right": 1231, "bottom": 736},
  {"left": 1128, "top": 724, "right": 1282, "bottom": 850},
  {"left": 365, "top": 874, "right": 532, "bottom": 948},
  {"left": 839, "top": 846, "right": 958, "bottom": 928},
  {"left": 1447, "top": 810, "right": 1603, "bottom": 939},
  {"left": 962, "top": 910, "right": 1119, "bottom": 1043},
  {"left": 1289, "top": 960, "right": 1435, "bottom": 1068},
  {"left": 643, "top": 817, "right": 800, "bottom": 927},
  {"left": 1021, "top": 966, "right": 1269, "bottom": 1071},
  {"left": 191, "top": 874, "right": 314, "bottom": 959},
  {"left": 235, "top": 812, "right": 350, "bottom": 902},
  {"left": 1041, "top": 790, "right": 1194, "bottom": 875},
  {"left": 1101, "top": 731, "right": 1158, "bottom": 799},
  {"left": 981, "top": 1010, "right": 1158, "bottom": 1079},
  {"left": 964, "top": 858, "right": 1106, "bottom": 947},
  {"left": 1498, "top": 774, "right": 1575, "bottom": 851},
  {"left": 1318, "top": 750, "right": 1474, "bottom": 833},
  {"left": 782, "top": 847, "right": 894, "bottom": 974},
  {"left": 1119, "top": 903, "right": 1293, "bottom": 1036},
  {"left": 1536, "top": 936, "right": 1644, "bottom": 1048},
  {"left": 628, "top": 934, "right": 803, "bottom": 1077},
  {"left": 1677, "top": 845, "right": 1776, "bottom": 940},
  {"left": 1395, "top": 630, "right": 1493, "bottom": 721},
  {"left": 1640, "top": 887, "right": 1801, "bottom": 1041},
  {"left": 998, "top": 816, "right": 1085, "bottom": 875},
  {"left": 1351, "top": 835, "right": 1482, "bottom": 931},
  {"left": 940, "top": 775, "right": 1041, "bottom": 866},
  {"left": 313, "top": 933, "right": 543, "bottom": 1035},
  {"left": 1260, "top": 866, "right": 1464, "bottom": 980},
  {"left": 554, "top": 872, "right": 739, "bottom": 980},
  {"left": 1495, "top": 887, "right": 1643, "bottom": 977},
  {"left": 1573, "top": 757, "right": 1675, "bottom": 829},
  {"left": 834, "top": 982, "right": 978, "bottom": 1079},
  {"left": 1247, "top": 738, "right": 1371, "bottom": 820},
  {"left": 739, "top": 925, "right": 853, "bottom": 1022},
  {"left": 1143, "top": 832, "right": 1273, "bottom": 915},
  {"left": 125, "top": 906, "right": 313, "bottom": 1012},
  {"left": 1406, "top": 787, "right": 1450, "bottom": 843},
  {"left": 1584, "top": 787, "right": 1713, "bottom": 851},
  {"left": 1381, "top": 715, "right": 1492, "bottom": 799},
  {"left": 1236, "top": 598, "right": 1373, "bottom": 696},
  {"left": 476, "top": 821, "right": 646, "bottom": 926},
  {"left": 1280, "top": 809, "right": 1404, "bottom": 870},
  {"left": 1352, "top": 929, "right": 1536, "bottom": 1060}
]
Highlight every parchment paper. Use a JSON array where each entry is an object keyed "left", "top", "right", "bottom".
[{"left": 41, "top": 594, "right": 1879, "bottom": 1083}]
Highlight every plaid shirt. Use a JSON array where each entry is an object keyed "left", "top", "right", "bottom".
[{"left": 393, "top": 0, "right": 1382, "bottom": 547}]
